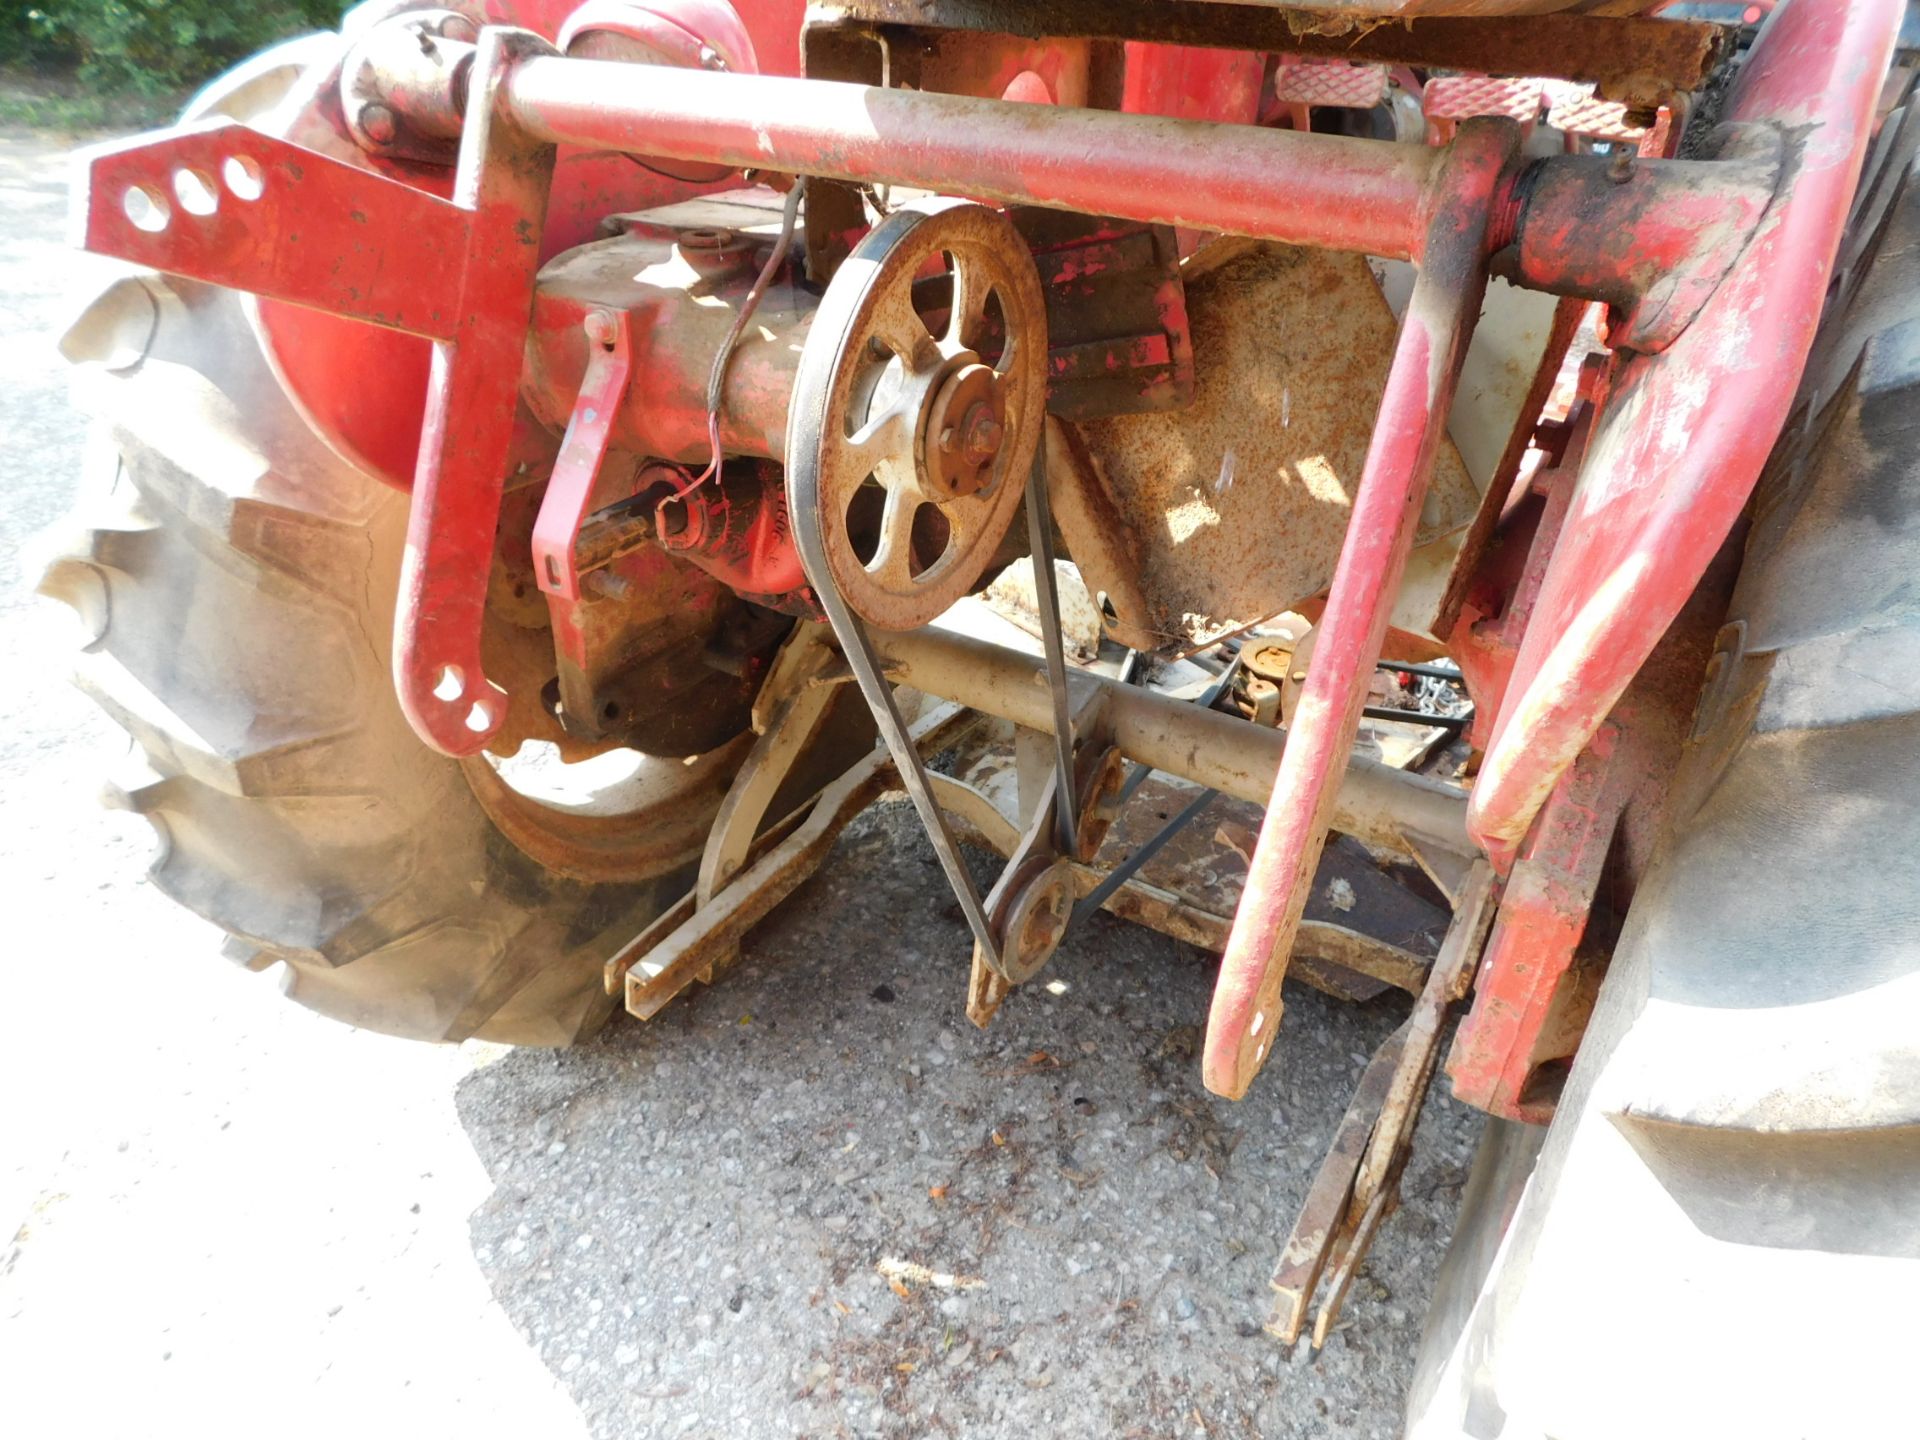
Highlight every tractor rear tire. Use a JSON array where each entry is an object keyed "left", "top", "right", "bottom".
[
  {"left": 1404, "top": 101, "right": 1920, "bottom": 1440},
  {"left": 38, "top": 270, "right": 728, "bottom": 1046}
]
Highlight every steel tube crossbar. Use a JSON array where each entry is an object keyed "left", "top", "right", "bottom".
[
  {"left": 868, "top": 627, "right": 1473, "bottom": 861},
  {"left": 504, "top": 57, "right": 1440, "bottom": 261}
]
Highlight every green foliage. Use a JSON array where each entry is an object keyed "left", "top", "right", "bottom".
[{"left": 0, "top": 0, "right": 345, "bottom": 95}]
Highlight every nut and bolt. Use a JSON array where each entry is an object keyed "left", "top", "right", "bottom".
[
  {"left": 958, "top": 403, "right": 1003, "bottom": 464},
  {"left": 1607, "top": 148, "right": 1636, "bottom": 184},
  {"left": 937, "top": 401, "right": 1004, "bottom": 469}
]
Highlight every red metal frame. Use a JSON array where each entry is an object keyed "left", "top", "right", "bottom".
[
  {"left": 1202, "top": 122, "right": 1516, "bottom": 1100},
  {"left": 1448, "top": 721, "right": 1625, "bottom": 1124},
  {"left": 75, "top": 122, "right": 470, "bottom": 338},
  {"left": 394, "top": 28, "right": 561, "bottom": 755},
  {"left": 72, "top": 77, "right": 549, "bottom": 756},
  {"left": 249, "top": 0, "right": 804, "bottom": 493},
  {"left": 532, "top": 307, "right": 632, "bottom": 672},
  {"left": 1469, "top": 0, "right": 1905, "bottom": 868},
  {"left": 67, "top": 0, "right": 1906, "bottom": 1109}
]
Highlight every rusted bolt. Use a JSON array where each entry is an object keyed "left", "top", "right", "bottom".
[
  {"left": 679, "top": 227, "right": 735, "bottom": 250},
  {"left": 1607, "top": 148, "right": 1635, "bottom": 185},
  {"left": 583, "top": 309, "right": 618, "bottom": 349},
  {"left": 959, "top": 403, "right": 1004, "bottom": 464},
  {"left": 361, "top": 103, "right": 398, "bottom": 146}
]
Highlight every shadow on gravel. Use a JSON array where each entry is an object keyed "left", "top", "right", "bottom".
[{"left": 454, "top": 800, "right": 1482, "bottom": 1440}]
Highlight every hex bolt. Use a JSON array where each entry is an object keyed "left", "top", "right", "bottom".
[
  {"left": 361, "top": 103, "right": 398, "bottom": 146},
  {"left": 960, "top": 404, "right": 1003, "bottom": 463},
  {"left": 1607, "top": 148, "right": 1636, "bottom": 184}
]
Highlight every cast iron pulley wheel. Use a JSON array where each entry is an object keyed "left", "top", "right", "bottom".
[{"left": 786, "top": 198, "right": 1047, "bottom": 632}]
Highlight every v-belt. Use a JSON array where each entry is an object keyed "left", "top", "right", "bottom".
[{"left": 792, "top": 446, "right": 1083, "bottom": 980}]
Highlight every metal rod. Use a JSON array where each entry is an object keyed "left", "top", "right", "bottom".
[
  {"left": 1024, "top": 451, "right": 1078, "bottom": 857},
  {"left": 1071, "top": 786, "right": 1218, "bottom": 930},
  {"left": 503, "top": 57, "right": 1439, "bottom": 261},
  {"left": 1202, "top": 123, "right": 1515, "bottom": 1102},
  {"left": 1363, "top": 705, "right": 1470, "bottom": 732},
  {"left": 866, "top": 627, "right": 1473, "bottom": 860}
]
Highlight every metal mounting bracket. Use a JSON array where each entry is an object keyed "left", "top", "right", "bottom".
[{"left": 72, "top": 27, "right": 561, "bottom": 757}]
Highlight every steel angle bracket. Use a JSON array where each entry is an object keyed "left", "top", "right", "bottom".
[
  {"left": 1269, "top": 862, "right": 1497, "bottom": 1347},
  {"left": 605, "top": 702, "right": 982, "bottom": 1019},
  {"left": 72, "top": 27, "right": 562, "bottom": 758}
]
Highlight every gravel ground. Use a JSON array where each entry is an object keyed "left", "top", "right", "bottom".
[{"left": 0, "top": 127, "right": 1483, "bottom": 1438}]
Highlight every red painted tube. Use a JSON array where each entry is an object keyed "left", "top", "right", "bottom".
[
  {"left": 503, "top": 57, "right": 1440, "bottom": 261},
  {"left": 1468, "top": 0, "right": 1906, "bottom": 865},
  {"left": 1201, "top": 123, "right": 1519, "bottom": 1101}
]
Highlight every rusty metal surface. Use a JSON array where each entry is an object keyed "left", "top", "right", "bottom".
[
  {"left": 1007, "top": 208, "right": 1194, "bottom": 421},
  {"left": 1351, "top": 860, "right": 1494, "bottom": 1209},
  {"left": 944, "top": 742, "right": 1447, "bottom": 1001},
  {"left": 613, "top": 702, "right": 978, "bottom": 1014},
  {"left": 1268, "top": 1022, "right": 1405, "bottom": 1344},
  {"left": 1051, "top": 240, "right": 1478, "bottom": 654},
  {"left": 870, "top": 625, "right": 1476, "bottom": 860},
  {"left": 806, "top": 1, "right": 1727, "bottom": 109}
]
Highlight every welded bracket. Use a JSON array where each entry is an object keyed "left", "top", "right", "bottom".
[
  {"left": 531, "top": 307, "right": 633, "bottom": 729},
  {"left": 73, "top": 121, "right": 469, "bottom": 338},
  {"left": 71, "top": 26, "right": 560, "bottom": 758}
]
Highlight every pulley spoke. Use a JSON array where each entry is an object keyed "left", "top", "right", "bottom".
[{"left": 869, "top": 484, "right": 920, "bottom": 586}]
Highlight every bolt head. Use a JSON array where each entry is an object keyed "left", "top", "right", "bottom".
[
  {"left": 960, "top": 406, "right": 1004, "bottom": 463},
  {"left": 361, "top": 102, "right": 398, "bottom": 146}
]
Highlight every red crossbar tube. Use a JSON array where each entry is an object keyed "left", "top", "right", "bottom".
[{"left": 502, "top": 57, "right": 1441, "bottom": 262}]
